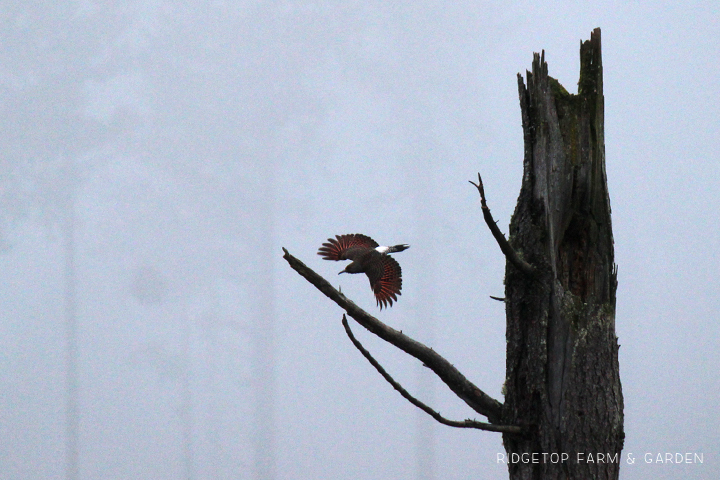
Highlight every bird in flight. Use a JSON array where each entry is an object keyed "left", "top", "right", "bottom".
[{"left": 318, "top": 233, "right": 409, "bottom": 309}]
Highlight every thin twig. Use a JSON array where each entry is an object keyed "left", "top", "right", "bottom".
[
  {"left": 469, "top": 173, "right": 536, "bottom": 276},
  {"left": 342, "top": 315, "right": 522, "bottom": 434},
  {"left": 282, "top": 247, "right": 503, "bottom": 423}
]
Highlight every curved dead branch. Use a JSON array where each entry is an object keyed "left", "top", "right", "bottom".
[
  {"left": 469, "top": 173, "right": 536, "bottom": 277},
  {"left": 282, "top": 247, "right": 504, "bottom": 424},
  {"left": 342, "top": 315, "right": 522, "bottom": 433}
]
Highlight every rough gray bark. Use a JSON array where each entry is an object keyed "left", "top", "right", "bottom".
[{"left": 501, "top": 28, "right": 624, "bottom": 479}]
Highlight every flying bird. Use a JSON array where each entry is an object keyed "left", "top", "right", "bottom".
[{"left": 318, "top": 233, "right": 409, "bottom": 309}]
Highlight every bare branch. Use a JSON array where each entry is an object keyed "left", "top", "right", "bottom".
[
  {"left": 282, "top": 247, "right": 503, "bottom": 423},
  {"left": 469, "top": 173, "right": 536, "bottom": 276},
  {"left": 342, "top": 315, "right": 522, "bottom": 434}
]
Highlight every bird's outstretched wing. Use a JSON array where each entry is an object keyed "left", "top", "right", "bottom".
[
  {"left": 317, "top": 233, "right": 379, "bottom": 261},
  {"left": 365, "top": 254, "right": 403, "bottom": 309}
]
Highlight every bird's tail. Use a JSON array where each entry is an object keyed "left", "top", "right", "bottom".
[{"left": 388, "top": 244, "right": 410, "bottom": 253}]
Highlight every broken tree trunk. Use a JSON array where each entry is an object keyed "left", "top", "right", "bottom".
[{"left": 502, "top": 29, "right": 624, "bottom": 479}]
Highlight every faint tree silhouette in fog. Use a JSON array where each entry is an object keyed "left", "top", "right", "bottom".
[
  {"left": 133, "top": 4, "right": 326, "bottom": 479},
  {"left": 2, "top": 5, "right": 141, "bottom": 479}
]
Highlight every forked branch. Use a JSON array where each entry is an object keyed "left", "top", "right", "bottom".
[
  {"left": 282, "top": 247, "right": 504, "bottom": 423},
  {"left": 342, "top": 315, "right": 522, "bottom": 433},
  {"left": 469, "top": 173, "right": 536, "bottom": 276}
]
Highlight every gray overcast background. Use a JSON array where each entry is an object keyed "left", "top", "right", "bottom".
[{"left": 1, "top": 2, "right": 718, "bottom": 479}]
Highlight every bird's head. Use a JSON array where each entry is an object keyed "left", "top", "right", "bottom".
[{"left": 339, "top": 261, "right": 362, "bottom": 275}]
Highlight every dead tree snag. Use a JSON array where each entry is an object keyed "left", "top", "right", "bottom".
[
  {"left": 500, "top": 28, "right": 624, "bottom": 480},
  {"left": 284, "top": 27, "right": 622, "bottom": 480}
]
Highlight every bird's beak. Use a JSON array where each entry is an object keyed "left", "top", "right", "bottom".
[{"left": 338, "top": 271, "right": 345, "bottom": 275}]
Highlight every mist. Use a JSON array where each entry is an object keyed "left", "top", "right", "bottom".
[{"left": 1, "top": 2, "right": 718, "bottom": 479}]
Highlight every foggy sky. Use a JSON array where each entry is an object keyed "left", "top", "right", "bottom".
[{"left": 1, "top": 2, "right": 718, "bottom": 479}]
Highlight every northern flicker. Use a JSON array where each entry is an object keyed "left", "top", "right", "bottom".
[{"left": 318, "top": 233, "right": 409, "bottom": 309}]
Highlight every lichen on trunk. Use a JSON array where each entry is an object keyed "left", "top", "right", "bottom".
[{"left": 502, "top": 28, "right": 624, "bottom": 480}]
